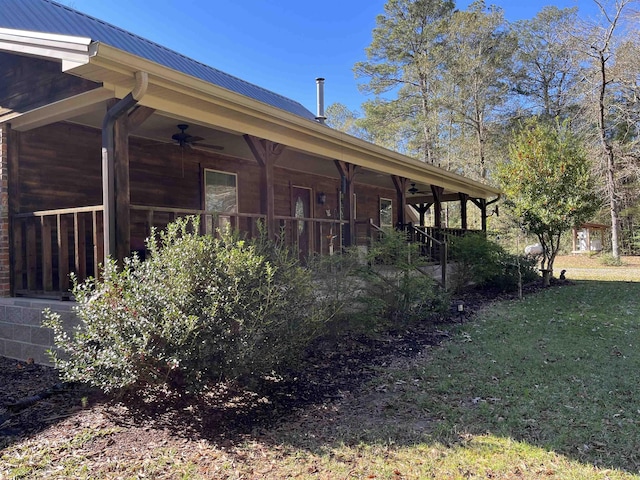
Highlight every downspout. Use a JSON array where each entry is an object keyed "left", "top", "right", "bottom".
[{"left": 101, "top": 71, "right": 148, "bottom": 261}]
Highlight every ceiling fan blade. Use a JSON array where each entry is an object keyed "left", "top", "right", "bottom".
[
  {"left": 187, "top": 135, "right": 205, "bottom": 143},
  {"left": 141, "top": 140, "right": 172, "bottom": 147},
  {"left": 192, "top": 142, "right": 224, "bottom": 151}
]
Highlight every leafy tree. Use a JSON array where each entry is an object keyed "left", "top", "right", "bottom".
[
  {"left": 496, "top": 119, "right": 599, "bottom": 284},
  {"left": 442, "top": 0, "right": 516, "bottom": 179},
  {"left": 512, "top": 6, "right": 582, "bottom": 120},
  {"left": 354, "top": 0, "right": 455, "bottom": 162},
  {"left": 325, "top": 102, "right": 366, "bottom": 139}
]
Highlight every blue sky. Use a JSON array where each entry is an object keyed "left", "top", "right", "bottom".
[{"left": 67, "top": 0, "right": 599, "bottom": 115}]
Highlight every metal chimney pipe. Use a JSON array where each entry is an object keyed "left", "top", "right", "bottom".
[{"left": 315, "top": 77, "right": 326, "bottom": 124}]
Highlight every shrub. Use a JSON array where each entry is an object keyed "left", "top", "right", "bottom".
[
  {"left": 600, "top": 253, "right": 624, "bottom": 266},
  {"left": 44, "top": 217, "right": 328, "bottom": 395},
  {"left": 354, "top": 229, "right": 449, "bottom": 325},
  {"left": 450, "top": 233, "right": 539, "bottom": 292}
]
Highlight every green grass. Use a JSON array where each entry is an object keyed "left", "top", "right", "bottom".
[{"left": 358, "top": 280, "right": 640, "bottom": 477}]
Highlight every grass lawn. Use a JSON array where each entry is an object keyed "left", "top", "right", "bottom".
[
  {"left": 554, "top": 254, "right": 640, "bottom": 281},
  {"left": 2, "top": 276, "right": 640, "bottom": 478}
]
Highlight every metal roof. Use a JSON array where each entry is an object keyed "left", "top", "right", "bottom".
[{"left": 0, "top": 0, "right": 318, "bottom": 121}]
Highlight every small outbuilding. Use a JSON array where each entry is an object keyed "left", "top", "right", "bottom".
[{"left": 571, "top": 223, "right": 608, "bottom": 254}]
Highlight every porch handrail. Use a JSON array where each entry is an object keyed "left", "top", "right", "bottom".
[
  {"left": 130, "top": 204, "right": 266, "bottom": 219},
  {"left": 12, "top": 205, "right": 105, "bottom": 298},
  {"left": 411, "top": 225, "right": 448, "bottom": 288},
  {"left": 14, "top": 204, "right": 104, "bottom": 218},
  {"left": 273, "top": 215, "right": 348, "bottom": 225}
]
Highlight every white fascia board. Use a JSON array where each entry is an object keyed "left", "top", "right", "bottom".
[{"left": 0, "top": 28, "right": 93, "bottom": 70}]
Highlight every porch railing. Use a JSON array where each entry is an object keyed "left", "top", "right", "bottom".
[
  {"left": 12, "top": 205, "right": 104, "bottom": 298},
  {"left": 273, "top": 215, "right": 347, "bottom": 257},
  {"left": 11, "top": 206, "right": 348, "bottom": 297},
  {"left": 129, "top": 205, "right": 267, "bottom": 244},
  {"left": 11, "top": 204, "right": 480, "bottom": 298}
]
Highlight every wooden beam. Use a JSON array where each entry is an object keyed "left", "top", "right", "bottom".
[
  {"left": 459, "top": 193, "right": 469, "bottom": 230},
  {"left": 244, "top": 134, "right": 285, "bottom": 238},
  {"left": 410, "top": 203, "right": 432, "bottom": 227},
  {"left": 335, "top": 161, "right": 357, "bottom": 246},
  {"left": 470, "top": 198, "right": 487, "bottom": 231},
  {"left": 470, "top": 196, "right": 498, "bottom": 232},
  {"left": 430, "top": 185, "right": 444, "bottom": 228},
  {"left": 392, "top": 175, "right": 408, "bottom": 226},
  {"left": 10, "top": 88, "right": 115, "bottom": 131}
]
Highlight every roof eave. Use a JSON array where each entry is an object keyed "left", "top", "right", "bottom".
[{"left": 0, "top": 27, "right": 93, "bottom": 70}]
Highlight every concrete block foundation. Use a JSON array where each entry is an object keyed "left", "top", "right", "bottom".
[{"left": 0, "top": 298, "right": 78, "bottom": 366}]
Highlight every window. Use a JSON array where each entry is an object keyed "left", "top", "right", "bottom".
[
  {"left": 380, "top": 198, "right": 393, "bottom": 227},
  {"left": 204, "top": 169, "right": 237, "bottom": 213},
  {"left": 204, "top": 169, "right": 237, "bottom": 234}
]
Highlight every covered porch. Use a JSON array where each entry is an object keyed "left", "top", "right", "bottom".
[{"left": 1, "top": 31, "right": 500, "bottom": 299}]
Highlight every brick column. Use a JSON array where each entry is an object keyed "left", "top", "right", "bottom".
[{"left": 0, "top": 125, "right": 11, "bottom": 296}]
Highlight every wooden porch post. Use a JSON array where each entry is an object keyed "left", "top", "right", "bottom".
[
  {"left": 113, "top": 114, "right": 130, "bottom": 266},
  {"left": 431, "top": 185, "right": 444, "bottom": 228},
  {"left": 244, "top": 135, "right": 285, "bottom": 239},
  {"left": 335, "top": 161, "right": 357, "bottom": 246},
  {"left": 459, "top": 193, "right": 469, "bottom": 230},
  {"left": 113, "top": 106, "right": 155, "bottom": 266},
  {"left": 0, "top": 124, "right": 19, "bottom": 296},
  {"left": 392, "top": 176, "right": 408, "bottom": 227},
  {"left": 480, "top": 199, "right": 488, "bottom": 232},
  {"left": 413, "top": 203, "right": 432, "bottom": 227}
]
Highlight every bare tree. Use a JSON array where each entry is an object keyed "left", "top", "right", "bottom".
[{"left": 574, "top": 0, "right": 638, "bottom": 259}]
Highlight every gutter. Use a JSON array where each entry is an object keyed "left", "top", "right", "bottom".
[
  {"left": 89, "top": 45, "right": 501, "bottom": 199},
  {"left": 101, "top": 71, "right": 148, "bottom": 260}
]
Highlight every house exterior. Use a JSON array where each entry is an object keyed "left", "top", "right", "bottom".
[{"left": 0, "top": 0, "right": 500, "bottom": 303}]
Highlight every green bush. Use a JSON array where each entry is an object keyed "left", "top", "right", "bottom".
[
  {"left": 355, "top": 230, "right": 449, "bottom": 325},
  {"left": 600, "top": 253, "right": 624, "bottom": 266},
  {"left": 450, "top": 233, "right": 539, "bottom": 292},
  {"left": 44, "top": 217, "right": 328, "bottom": 395}
]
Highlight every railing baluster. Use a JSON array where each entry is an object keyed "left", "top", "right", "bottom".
[
  {"left": 41, "top": 216, "right": 53, "bottom": 292},
  {"left": 74, "top": 212, "right": 86, "bottom": 282},
  {"left": 26, "top": 218, "right": 37, "bottom": 292},
  {"left": 13, "top": 219, "right": 24, "bottom": 291},
  {"left": 57, "top": 214, "right": 70, "bottom": 296}
]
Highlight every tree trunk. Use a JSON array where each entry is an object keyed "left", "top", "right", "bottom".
[{"left": 598, "top": 51, "right": 620, "bottom": 259}]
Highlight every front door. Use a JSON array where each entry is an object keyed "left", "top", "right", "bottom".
[{"left": 292, "top": 186, "right": 312, "bottom": 261}]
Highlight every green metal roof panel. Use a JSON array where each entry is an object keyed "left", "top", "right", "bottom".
[{"left": 0, "top": 0, "right": 318, "bottom": 121}]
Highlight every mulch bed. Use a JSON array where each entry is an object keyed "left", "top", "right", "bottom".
[{"left": 0, "top": 281, "right": 548, "bottom": 450}]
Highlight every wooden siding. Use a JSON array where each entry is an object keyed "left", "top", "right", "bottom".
[
  {"left": 17, "top": 123, "right": 102, "bottom": 212},
  {"left": 0, "top": 53, "right": 100, "bottom": 118},
  {"left": 16, "top": 122, "right": 397, "bottom": 233}
]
